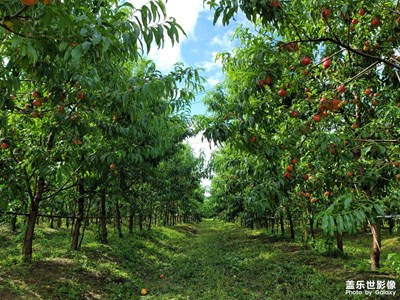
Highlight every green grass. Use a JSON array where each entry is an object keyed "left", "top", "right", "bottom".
[{"left": 0, "top": 220, "right": 398, "bottom": 299}]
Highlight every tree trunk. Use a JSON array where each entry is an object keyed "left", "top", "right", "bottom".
[
  {"left": 280, "top": 215, "right": 285, "bottom": 235},
  {"left": 363, "top": 222, "right": 368, "bottom": 233},
  {"left": 148, "top": 197, "right": 153, "bottom": 230},
  {"left": 286, "top": 207, "right": 295, "bottom": 240},
  {"left": 164, "top": 204, "right": 169, "bottom": 226},
  {"left": 388, "top": 217, "right": 394, "bottom": 234},
  {"left": 70, "top": 203, "right": 76, "bottom": 233},
  {"left": 71, "top": 177, "right": 85, "bottom": 250},
  {"left": 271, "top": 217, "right": 275, "bottom": 234},
  {"left": 352, "top": 101, "right": 382, "bottom": 269},
  {"left": 10, "top": 214, "right": 17, "bottom": 232},
  {"left": 99, "top": 190, "right": 108, "bottom": 244},
  {"left": 148, "top": 213, "right": 152, "bottom": 230},
  {"left": 139, "top": 212, "right": 143, "bottom": 231},
  {"left": 164, "top": 213, "right": 168, "bottom": 226},
  {"left": 370, "top": 222, "right": 381, "bottom": 270},
  {"left": 79, "top": 199, "right": 92, "bottom": 248},
  {"left": 128, "top": 205, "right": 134, "bottom": 234},
  {"left": 309, "top": 217, "right": 315, "bottom": 242},
  {"left": 49, "top": 208, "right": 54, "bottom": 229},
  {"left": 23, "top": 176, "right": 45, "bottom": 263},
  {"left": 23, "top": 202, "right": 39, "bottom": 263},
  {"left": 66, "top": 215, "right": 70, "bottom": 228},
  {"left": 336, "top": 230, "right": 343, "bottom": 253},
  {"left": 115, "top": 201, "right": 123, "bottom": 238}
]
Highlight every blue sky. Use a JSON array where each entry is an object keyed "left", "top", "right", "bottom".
[
  {"left": 133, "top": 0, "right": 247, "bottom": 116},
  {"left": 182, "top": 8, "right": 239, "bottom": 116},
  {"left": 132, "top": 0, "right": 248, "bottom": 190}
]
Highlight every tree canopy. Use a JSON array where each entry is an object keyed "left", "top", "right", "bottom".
[
  {"left": 1, "top": 0, "right": 205, "bottom": 261},
  {"left": 198, "top": 0, "right": 400, "bottom": 270}
]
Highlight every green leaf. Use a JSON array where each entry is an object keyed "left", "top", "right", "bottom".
[
  {"left": 322, "top": 214, "right": 329, "bottom": 233},
  {"left": 144, "top": 32, "right": 153, "bottom": 52},
  {"left": 141, "top": 5, "right": 149, "bottom": 28},
  {"left": 373, "top": 203, "right": 385, "bottom": 217},
  {"left": 150, "top": 1, "right": 160, "bottom": 22},
  {"left": 118, "top": 1, "right": 134, "bottom": 9},
  {"left": 336, "top": 215, "right": 344, "bottom": 235},
  {"left": 343, "top": 214, "right": 352, "bottom": 233},
  {"left": 80, "top": 28, "right": 88, "bottom": 36},
  {"left": 81, "top": 41, "right": 92, "bottom": 53},
  {"left": 11, "top": 36, "right": 22, "bottom": 48},
  {"left": 59, "top": 41, "right": 69, "bottom": 51},
  {"left": 326, "top": 203, "right": 335, "bottom": 214},
  {"left": 321, "top": 214, "right": 335, "bottom": 236},
  {"left": 71, "top": 45, "right": 84, "bottom": 61},
  {"left": 63, "top": 46, "right": 72, "bottom": 60},
  {"left": 354, "top": 210, "right": 366, "bottom": 225},
  {"left": 92, "top": 31, "right": 102, "bottom": 45},
  {"left": 0, "top": 198, "right": 7, "bottom": 210},
  {"left": 27, "top": 44, "right": 38, "bottom": 63},
  {"left": 364, "top": 145, "right": 372, "bottom": 155},
  {"left": 102, "top": 37, "right": 111, "bottom": 55},
  {"left": 156, "top": 0, "right": 166, "bottom": 18},
  {"left": 344, "top": 195, "right": 352, "bottom": 210},
  {"left": 328, "top": 215, "right": 335, "bottom": 236}
]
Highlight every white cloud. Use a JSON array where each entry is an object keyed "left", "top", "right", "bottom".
[
  {"left": 201, "top": 51, "right": 222, "bottom": 71},
  {"left": 196, "top": 29, "right": 237, "bottom": 88},
  {"left": 186, "top": 131, "right": 216, "bottom": 161},
  {"left": 210, "top": 29, "right": 235, "bottom": 48},
  {"left": 130, "top": 0, "right": 205, "bottom": 72},
  {"left": 198, "top": 51, "right": 224, "bottom": 87},
  {"left": 185, "top": 131, "right": 218, "bottom": 189},
  {"left": 206, "top": 74, "right": 223, "bottom": 87}
]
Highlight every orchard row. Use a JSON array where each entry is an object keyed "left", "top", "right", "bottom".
[
  {"left": 199, "top": 0, "right": 400, "bottom": 271},
  {"left": 0, "top": 0, "right": 205, "bottom": 261}
]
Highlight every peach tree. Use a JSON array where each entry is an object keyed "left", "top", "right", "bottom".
[
  {"left": 0, "top": 0, "right": 203, "bottom": 261},
  {"left": 200, "top": 0, "right": 400, "bottom": 270}
]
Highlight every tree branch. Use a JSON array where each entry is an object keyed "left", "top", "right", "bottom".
[
  {"left": 0, "top": 24, "right": 42, "bottom": 39},
  {"left": 343, "top": 61, "right": 380, "bottom": 86},
  {"left": 8, "top": 5, "right": 29, "bottom": 20},
  {"left": 290, "top": 37, "right": 400, "bottom": 70},
  {"left": 41, "top": 183, "right": 76, "bottom": 201},
  {"left": 357, "top": 139, "right": 400, "bottom": 143}
]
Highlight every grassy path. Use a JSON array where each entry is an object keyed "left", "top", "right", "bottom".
[
  {"left": 1, "top": 219, "right": 398, "bottom": 299},
  {"left": 146, "top": 219, "right": 339, "bottom": 300},
  {"left": 153, "top": 219, "right": 254, "bottom": 299},
  {"left": 145, "top": 219, "right": 398, "bottom": 300}
]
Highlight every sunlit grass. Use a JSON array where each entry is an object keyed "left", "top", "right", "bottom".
[{"left": 0, "top": 220, "right": 398, "bottom": 299}]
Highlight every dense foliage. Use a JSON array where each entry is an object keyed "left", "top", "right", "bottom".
[
  {"left": 199, "top": 0, "right": 400, "bottom": 270},
  {"left": 0, "top": 0, "right": 205, "bottom": 261}
]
